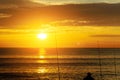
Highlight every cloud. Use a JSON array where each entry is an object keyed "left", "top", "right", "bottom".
[
  {"left": 0, "top": 0, "right": 44, "bottom": 9},
  {"left": 0, "top": 0, "right": 120, "bottom": 9},
  {"left": 0, "top": 13, "right": 12, "bottom": 18},
  {"left": 0, "top": 29, "right": 36, "bottom": 34},
  {"left": 29, "top": 0, "right": 120, "bottom": 5},
  {"left": 0, "top": 3, "right": 120, "bottom": 28},
  {"left": 50, "top": 20, "right": 89, "bottom": 26},
  {"left": 91, "top": 35, "right": 120, "bottom": 37}
]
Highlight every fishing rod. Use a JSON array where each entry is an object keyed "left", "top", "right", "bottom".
[
  {"left": 113, "top": 40, "right": 117, "bottom": 80},
  {"left": 97, "top": 41, "right": 103, "bottom": 80},
  {"left": 55, "top": 31, "right": 61, "bottom": 80}
]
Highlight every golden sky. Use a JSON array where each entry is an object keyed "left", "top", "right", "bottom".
[
  {"left": 0, "top": 26, "right": 120, "bottom": 48},
  {"left": 0, "top": 2, "right": 120, "bottom": 48}
]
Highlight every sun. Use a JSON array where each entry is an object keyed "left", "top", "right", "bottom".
[{"left": 37, "top": 33, "right": 47, "bottom": 40}]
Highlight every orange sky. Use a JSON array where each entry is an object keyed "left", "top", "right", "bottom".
[
  {"left": 0, "top": 26, "right": 120, "bottom": 48},
  {"left": 0, "top": 3, "right": 120, "bottom": 48}
]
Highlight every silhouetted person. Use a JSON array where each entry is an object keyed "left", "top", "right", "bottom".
[{"left": 83, "top": 72, "right": 95, "bottom": 80}]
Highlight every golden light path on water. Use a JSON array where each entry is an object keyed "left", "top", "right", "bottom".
[
  {"left": 39, "top": 48, "right": 46, "bottom": 58},
  {"left": 36, "top": 48, "right": 56, "bottom": 74},
  {"left": 36, "top": 47, "right": 48, "bottom": 73},
  {"left": 37, "top": 68, "right": 47, "bottom": 73}
]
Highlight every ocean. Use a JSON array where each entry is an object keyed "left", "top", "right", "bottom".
[{"left": 0, "top": 48, "right": 120, "bottom": 80}]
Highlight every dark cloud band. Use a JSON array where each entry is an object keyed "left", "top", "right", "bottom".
[
  {"left": 0, "top": 3, "right": 120, "bottom": 28},
  {"left": 91, "top": 35, "right": 120, "bottom": 37}
]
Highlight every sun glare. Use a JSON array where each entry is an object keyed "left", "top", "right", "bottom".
[{"left": 37, "top": 33, "right": 47, "bottom": 40}]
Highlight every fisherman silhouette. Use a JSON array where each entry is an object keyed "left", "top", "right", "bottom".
[{"left": 83, "top": 72, "right": 95, "bottom": 80}]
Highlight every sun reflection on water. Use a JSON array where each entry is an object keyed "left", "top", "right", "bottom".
[
  {"left": 37, "top": 59, "right": 47, "bottom": 63},
  {"left": 37, "top": 68, "right": 47, "bottom": 73},
  {"left": 39, "top": 48, "right": 46, "bottom": 58},
  {"left": 39, "top": 48, "right": 46, "bottom": 54},
  {"left": 39, "top": 55, "right": 45, "bottom": 59}
]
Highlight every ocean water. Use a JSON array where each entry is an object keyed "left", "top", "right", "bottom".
[{"left": 0, "top": 48, "right": 120, "bottom": 80}]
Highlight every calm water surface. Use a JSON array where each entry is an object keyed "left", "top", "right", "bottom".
[{"left": 0, "top": 48, "right": 120, "bottom": 80}]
